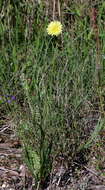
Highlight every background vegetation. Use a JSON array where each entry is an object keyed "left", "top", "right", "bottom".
[{"left": 0, "top": 0, "right": 105, "bottom": 189}]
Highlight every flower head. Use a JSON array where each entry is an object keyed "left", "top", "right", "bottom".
[{"left": 47, "top": 21, "right": 62, "bottom": 36}]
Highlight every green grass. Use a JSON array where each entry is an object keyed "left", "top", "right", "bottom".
[{"left": 0, "top": 0, "right": 105, "bottom": 189}]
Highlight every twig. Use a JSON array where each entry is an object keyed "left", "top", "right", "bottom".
[
  {"left": 0, "top": 125, "right": 10, "bottom": 133},
  {"left": 53, "top": 0, "right": 55, "bottom": 20},
  {"left": 58, "top": 0, "right": 61, "bottom": 19},
  {"left": 84, "top": 166, "right": 105, "bottom": 183}
]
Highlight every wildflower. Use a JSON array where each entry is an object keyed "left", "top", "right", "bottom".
[
  {"left": 0, "top": 94, "right": 16, "bottom": 104},
  {"left": 7, "top": 99, "right": 11, "bottom": 104},
  {"left": 7, "top": 96, "right": 16, "bottom": 104},
  {"left": 47, "top": 21, "right": 62, "bottom": 36}
]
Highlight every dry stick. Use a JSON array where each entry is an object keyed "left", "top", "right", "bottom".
[
  {"left": 58, "top": 0, "right": 61, "bottom": 19},
  {"left": 91, "top": 7, "right": 101, "bottom": 86},
  {"left": 91, "top": 7, "right": 105, "bottom": 118},
  {"left": 53, "top": 0, "right": 55, "bottom": 20},
  {"left": 96, "top": 26, "right": 101, "bottom": 86},
  {"left": 84, "top": 166, "right": 105, "bottom": 183},
  {"left": 45, "top": 0, "right": 49, "bottom": 17},
  {"left": 73, "top": 162, "right": 105, "bottom": 183},
  {"left": 58, "top": 0, "right": 63, "bottom": 49}
]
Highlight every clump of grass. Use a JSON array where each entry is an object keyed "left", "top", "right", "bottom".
[{"left": 0, "top": 0, "right": 105, "bottom": 189}]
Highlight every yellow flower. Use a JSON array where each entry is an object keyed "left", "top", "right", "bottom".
[{"left": 47, "top": 21, "right": 62, "bottom": 36}]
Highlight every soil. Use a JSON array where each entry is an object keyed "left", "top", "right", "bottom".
[{"left": 0, "top": 117, "right": 105, "bottom": 190}]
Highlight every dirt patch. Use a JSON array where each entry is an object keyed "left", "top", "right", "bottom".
[{"left": 0, "top": 117, "right": 105, "bottom": 190}]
